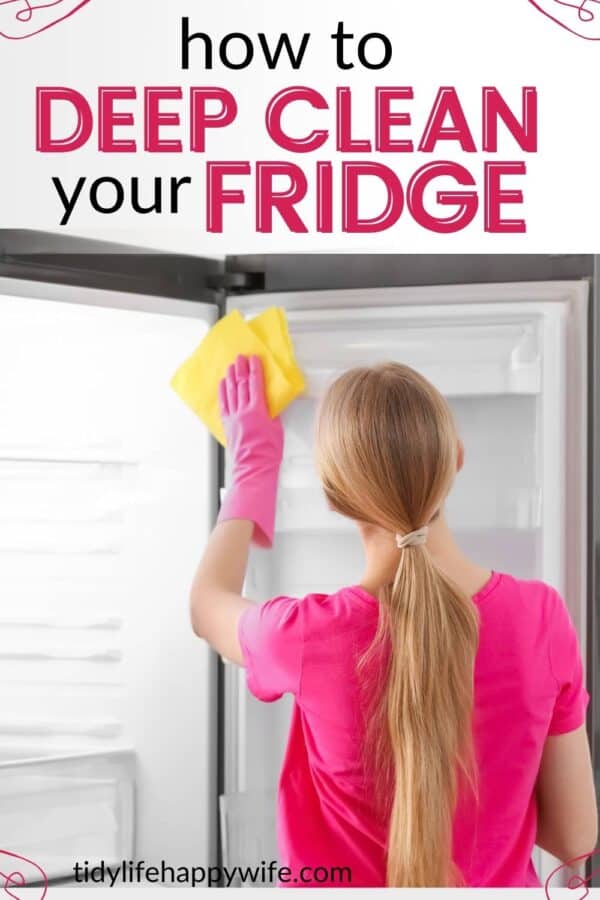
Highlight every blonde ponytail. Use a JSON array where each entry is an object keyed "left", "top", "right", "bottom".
[
  {"left": 315, "top": 363, "right": 480, "bottom": 886},
  {"left": 378, "top": 545, "right": 478, "bottom": 886}
]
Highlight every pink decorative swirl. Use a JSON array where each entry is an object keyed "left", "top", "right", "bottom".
[
  {"left": 528, "top": 0, "right": 600, "bottom": 38},
  {"left": 545, "top": 850, "right": 600, "bottom": 900},
  {"left": 0, "top": 0, "right": 90, "bottom": 39},
  {"left": 1, "top": 0, "right": 66, "bottom": 23},
  {"left": 0, "top": 851, "right": 48, "bottom": 900},
  {"left": 553, "top": 0, "right": 598, "bottom": 20}
]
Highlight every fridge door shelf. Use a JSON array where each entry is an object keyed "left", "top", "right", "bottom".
[
  {"left": 0, "top": 749, "right": 135, "bottom": 882},
  {"left": 220, "top": 790, "right": 278, "bottom": 882}
]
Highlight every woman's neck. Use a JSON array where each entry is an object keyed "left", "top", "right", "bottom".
[{"left": 359, "top": 514, "right": 492, "bottom": 600}]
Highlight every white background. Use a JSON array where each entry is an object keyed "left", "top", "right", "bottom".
[{"left": 0, "top": 0, "right": 598, "bottom": 254}]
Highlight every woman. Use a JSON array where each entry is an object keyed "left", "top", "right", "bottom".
[{"left": 190, "top": 354, "right": 597, "bottom": 887}]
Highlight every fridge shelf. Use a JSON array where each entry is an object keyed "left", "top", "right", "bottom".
[
  {"left": 301, "top": 369, "right": 541, "bottom": 399},
  {"left": 274, "top": 487, "right": 542, "bottom": 535},
  {"left": 0, "top": 749, "right": 135, "bottom": 882},
  {"left": 282, "top": 309, "right": 543, "bottom": 399},
  {"left": 245, "top": 522, "right": 542, "bottom": 603}
]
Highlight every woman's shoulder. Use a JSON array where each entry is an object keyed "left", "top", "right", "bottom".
[
  {"left": 284, "top": 586, "right": 379, "bottom": 653},
  {"left": 297, "top": 584, "right": 379, "bottom": 616},
  {"left": 248, "top": 585, "right": 376, "bottom": 632},
  {"left": 480, "top": 571, "right": 571, "bottom": 626},
  {"left": 490, "top": 571, "right": 561, "bottom": 598}
]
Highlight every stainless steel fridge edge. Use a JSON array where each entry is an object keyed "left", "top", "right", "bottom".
[{"left": 589, "top": 259, "right": 600, "bottom": 883}]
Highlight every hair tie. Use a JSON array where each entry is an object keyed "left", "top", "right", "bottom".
[{"left": 395, "top": 527, "right": 429, "bottom": 549}]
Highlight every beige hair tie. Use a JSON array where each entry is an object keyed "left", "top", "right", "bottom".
[{"left": 395, "top": 527, "right": 429, "bottom": 549}]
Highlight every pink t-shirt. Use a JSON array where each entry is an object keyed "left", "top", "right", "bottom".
[{"left": 238, "top": 572, "right": 589, "bottom": 887}]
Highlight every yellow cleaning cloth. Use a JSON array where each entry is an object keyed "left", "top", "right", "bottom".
[
  {"left": 170, "top": 308, "right": 305, "bottom": 446},
  {"left": 248, "top": 307, "right": 305, "bottom": 395}
]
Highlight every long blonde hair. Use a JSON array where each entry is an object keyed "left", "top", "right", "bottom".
[{"left": 315, "top": 363, "right": 479, "bottom": 887}]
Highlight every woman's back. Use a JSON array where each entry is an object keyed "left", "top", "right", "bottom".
[
  {"left": 192, "top": 357, "right": 595, "bottom": 886},
  {"left": 239, "top": 571, "right": 589, "bottom": 887}
]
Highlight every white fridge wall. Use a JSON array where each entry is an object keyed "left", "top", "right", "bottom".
[
  {"left": 0, "top": 281, "right": 218, "bottom": 870},
  {"left": 225, "top": 284, "right": 588, "bottom": 881},
  {"left": 448, "top": 394, "right": 541, "bottom": 576}
]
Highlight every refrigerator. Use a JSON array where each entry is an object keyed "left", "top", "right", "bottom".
[{"left": 0, "top": 234, "right": 597, "bottom": 886}]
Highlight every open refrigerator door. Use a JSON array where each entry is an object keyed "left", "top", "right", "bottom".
[{"left": 0, "top": 278, "right": 219, "bottom": 880}]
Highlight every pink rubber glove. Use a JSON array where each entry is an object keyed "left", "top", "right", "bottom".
[{"left": 217, "top": 355, "right": 284, "bottom": 548}]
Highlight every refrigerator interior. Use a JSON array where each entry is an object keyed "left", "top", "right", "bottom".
[
  {"left": 224, "top": 287, "right": 588, "bottom": 882},
  {"left": 0, "top": 281, "right": 219, "bottom": 878}
]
